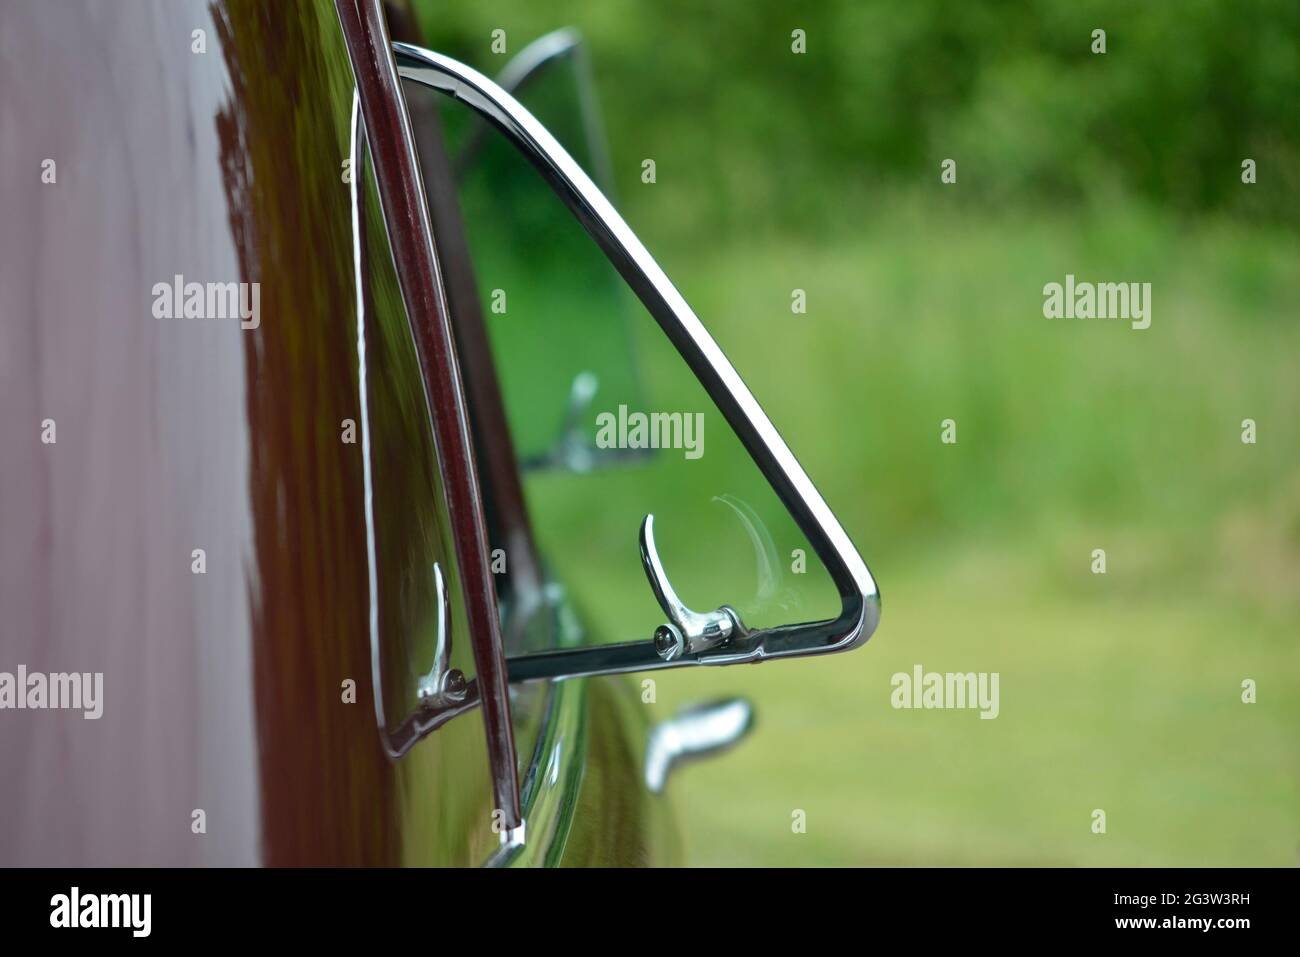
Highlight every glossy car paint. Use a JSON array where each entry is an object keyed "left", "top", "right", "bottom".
[{"left": 0, "top": 0, "right": 674, "bottom": 866}]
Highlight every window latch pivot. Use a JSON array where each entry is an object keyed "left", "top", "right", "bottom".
[{"left": 639, "top": 513, "right": 746, "bottom": 661}]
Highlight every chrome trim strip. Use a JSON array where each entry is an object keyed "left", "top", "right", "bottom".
[
  {"left": 494, "top": 27, "right": 581, "bottom": 92},
  {"left": 455, "top": 28, "right": 614, "bottom": 193},
  {"left": 394, "top": 43, "right": 880, "bottom": 681},
  {"left": 352, "top": 87, "right": 479, "bottom": 757}
]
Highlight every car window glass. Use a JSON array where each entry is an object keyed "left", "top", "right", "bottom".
[{"left": 435, "top": 78, "right": 843, "bottom": 649}]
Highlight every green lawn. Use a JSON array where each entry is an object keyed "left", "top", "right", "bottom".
[
  {"left": 650, "top": 535, "right": 1297, "bottom": 866},
  {"left": 511, "top": 200, "right": 1300, "bottom": 866}
]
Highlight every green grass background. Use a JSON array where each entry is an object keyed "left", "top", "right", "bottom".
[{"left": 559, "top": 206, "right": 1300, "bottom": 866}]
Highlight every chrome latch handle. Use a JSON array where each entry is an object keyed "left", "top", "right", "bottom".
[
  {"left": 639, "top": 514, "right": 746, "bottom": 661},
  {"left": 416, "top": 563, "right": 468, "bottom": 708}
]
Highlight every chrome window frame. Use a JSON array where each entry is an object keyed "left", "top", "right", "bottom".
[{"left": 394, "top": 42, "right": 880, "bottom": 683}]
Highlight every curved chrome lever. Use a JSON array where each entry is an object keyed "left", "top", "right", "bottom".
[
  {"left": 416, "top": 563, "right": 467, "bottom": 708},
  {"left": 522, "top": 371, "right": 654, "bottom": 474},
  {"left": 521, "top": 370, "right": 598, "bottom": 473},
  {"left": 639, "top": 514, "right": 746, "bottom": 661}
]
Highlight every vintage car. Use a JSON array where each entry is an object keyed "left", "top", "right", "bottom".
[{"left": 0, "top": 0, "right": 878, "bottom": 866}]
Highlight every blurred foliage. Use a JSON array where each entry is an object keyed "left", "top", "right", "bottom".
[{"left": 413, "top": 0, "right": 1300, "bottom": 242}]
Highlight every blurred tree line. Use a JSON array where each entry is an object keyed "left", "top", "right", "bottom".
[{"left": 411, "top": 0, "right": 1299, "bottom": 239}]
